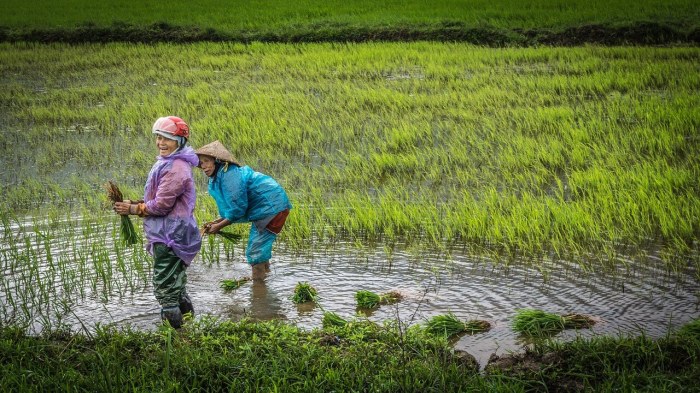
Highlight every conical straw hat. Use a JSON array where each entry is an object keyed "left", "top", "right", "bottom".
[{"left": 195, "top": 140, "right": 242, "bottom": 166}]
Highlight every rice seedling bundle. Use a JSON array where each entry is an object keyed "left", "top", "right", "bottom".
[
  {"left": 379, "top": 291, "right": 403, "bottom": 305},
  {"left": 355, "top": 290, "right": 382, "bottom": 308},
  {"left": 512, "top": 309, "right": 566, "bottom": 336},
  {"left": 561, "top": 313, "right": 596, "bottom": 329},
  {"left": 426, "top": 313, "right": 491, "bottom": 337},
  {"left": 322, "top": 311, "right": 348, "bottom": 328},
  {"left": 220, "top": 277, "right": 251, "bottom": 291},
  {"left": 104, "top": 181, "right": 138, "bottom": 245},
  {"left": 355, "top": 290, "right": 404, "bottom": 308},
  {"left": 292, "top": 281, "right": 318, "bottom": 304}
]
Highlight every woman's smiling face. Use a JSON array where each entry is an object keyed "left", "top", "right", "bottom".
[{"left": 155, "top": 134, "right": 178, "bottom": 157}]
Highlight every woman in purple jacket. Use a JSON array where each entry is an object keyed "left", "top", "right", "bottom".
[{"left": 114, "top": 116, "right": 202, "bottom": 328}]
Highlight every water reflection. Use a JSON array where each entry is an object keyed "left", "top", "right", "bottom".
[{"left": 248, "top": 279, "right": 286, "bottom": 321}]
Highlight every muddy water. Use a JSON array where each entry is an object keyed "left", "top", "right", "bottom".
[{"left": 2, "top": 223, "right": 699, "bottom": 370}]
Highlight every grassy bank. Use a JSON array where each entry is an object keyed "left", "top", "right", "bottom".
[
  {"left": 0, "top": 317, "right": 698, "bottom": 392},
  {"left": 0, "top": 0, "right": 698, "bottom": 45},
  {"left": 1, "top": 42, "right": 698, "bottom": 268}
]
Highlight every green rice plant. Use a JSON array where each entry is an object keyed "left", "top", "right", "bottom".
[
  {"left": 379, "top": 291, "right": 403, "bottom": 305},
  {"left": 513, "top": 309, "right": 596, "bottom": 336},
  {"left": 104, "top": 181, "right": 138, "bottom": 245},
  {"left": 355, "top": 290, "right": 381, "bottom": 308},
  {"left": 561, "top": 313, "right": 596, "bottom": 329},
  {"left": 291, "top": 282, "right": 318, "bottom": 304},
  {"left": 513, "top": 309, "right": 566, "bottom": 336},
  {"left": 322, "top": 311, "right": 348, "bottom": 328},
  {"left": 355, "top": 290, "right": 404, "bottom": 309},
  {"left": 217, "top": 231, "right": 242, "bottom": 243},
  {"left": 2, "top": 43, "right": 699, "bottom": 274},
  {"left": 220, "top": 277, "right": 251, "bottom": 291},
  {"left": 425, "top": 313, "right": 492, "bottom": 338}
]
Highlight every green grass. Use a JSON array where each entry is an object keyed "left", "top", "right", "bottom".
[
  {"left": 0, "top": 0, "right": 697, "bottom": 32},
  {"left": 1, "top": 317, "right": 697, "bottom": 392},
  {"left": 1, "top": 43, "right": 698, "bottom": 273}
]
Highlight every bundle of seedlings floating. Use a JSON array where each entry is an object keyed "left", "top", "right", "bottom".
[
  {"left": 513, "top": 309, "right": 596, "bottom": 336},
  {"left": 220, "top": 277, "right": 251, "bottom": 291},
  {"left": 425, "top": 313, "right": 492, "bottom": 338},
  {"left": 355, "top": 290, "right": 404, "bottom": 309},
  {"left": 104, "top": 180, "right": 138, "bottom": 245},
  {"left": 322, "top": 311, "right": 348, "bottom": 328},
  {"left": 292, "top": 281, "right": 318, "bottom": 304}
]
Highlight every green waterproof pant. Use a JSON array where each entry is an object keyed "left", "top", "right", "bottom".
[{"left": 152, "top": 243, "right": 188, "bottom": 308}]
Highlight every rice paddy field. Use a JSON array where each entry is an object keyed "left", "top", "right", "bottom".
[
  {"left": 0, "top": 0, "right": 698, "bottom": 44},
  {"left": 1, "top": 1, "right": 700, "bottom": 390}
]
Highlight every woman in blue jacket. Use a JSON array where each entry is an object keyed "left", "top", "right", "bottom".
[{"left": 197, "top": 141, "right": 291, "bottom": 280}]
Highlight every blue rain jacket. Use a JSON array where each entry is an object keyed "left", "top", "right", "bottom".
[{"left": 209, "top": 165, "right": 292, "bottom": 225}]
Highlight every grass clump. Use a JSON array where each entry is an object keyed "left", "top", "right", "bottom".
[
  {"left": 425, "top": 313, "right": 491, "bottom": 338},
  {"left": 355, "top": 290, "right": 404, "bottom": 309},
  {"left": 220, "top": 277, "right": 251, "bottom": 291},
  {"left": 104, "top": 180, "right": 138, "bottom": 245},
  {"left": 291, "top": 281, "right": 318, "bottom": 304},
  {"left": 513, "top": 309, "right": 595, "bottom": 336},
  {"left": 1, "top": 317, "right": 698, "bottom": 391},
  {"left": 676, "top": 318, "right": 700, "bottom": 341}
]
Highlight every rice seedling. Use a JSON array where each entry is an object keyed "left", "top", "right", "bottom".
[
  {"left": 513, "top": 309, "right": 566, "bottom": 336},
  {"left": 425, "top": 313, "right": 492, "bottom": 338},
  {"left": 513, "top": 309, "right": 596, "bottom": 336},
  {"left": 561, "top": 313, "right": 596, "bottom": 329},
  {"left": 355, "top": 290, "right": 404, "bottom": 309},
  {"left": 1, "top": 43, "right": 698, "bottom": 275},
  {"left": 380, "top": 291, "right": 403, "bottom": 305},
  {"left": 355, "top": 290, "right": 381, "bottom": 309},
  {"left": 103, "top": 181, "right": 138, "bottom": 245},
  {"left": 220, "top": 277, "right": 251, "bottom": 291},
  {"left": 322, "top": 311, "right": 348, "bottom": 328},
  {"left": 291, "top": 281, "right": 318, "bottom": 304},
  {"left": 216, "top": 231, "right": 242, "bottom": 243}
]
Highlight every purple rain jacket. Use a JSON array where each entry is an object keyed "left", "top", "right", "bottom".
[{"left": 142, "top": 146, "right": 202, "bottom": 265}]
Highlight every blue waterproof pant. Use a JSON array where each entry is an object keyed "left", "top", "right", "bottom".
[{"left": 245, "top": 224, "right": 278, "bottom": 265}]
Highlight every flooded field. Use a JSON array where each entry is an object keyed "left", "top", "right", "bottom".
[{"left": 2, "top": 217, "right": 698, "bottom": 369}]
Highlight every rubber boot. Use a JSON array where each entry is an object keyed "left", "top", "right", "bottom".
[
  {"left": 179, "top": 294, "right": 194, "bottom": 317},
  {"left": 161, "top": 306, "right": 183, "bottom": 329}
]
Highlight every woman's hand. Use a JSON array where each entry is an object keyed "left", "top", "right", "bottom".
[
  {"left": 207, "top": 222, "right": 224, "bottom": 234},
  {"left": 201, "top": 218, "right": 229, "bottom": 235},
  {"left": 113, "top": 201, "right": 133, "bottom": 216}
]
